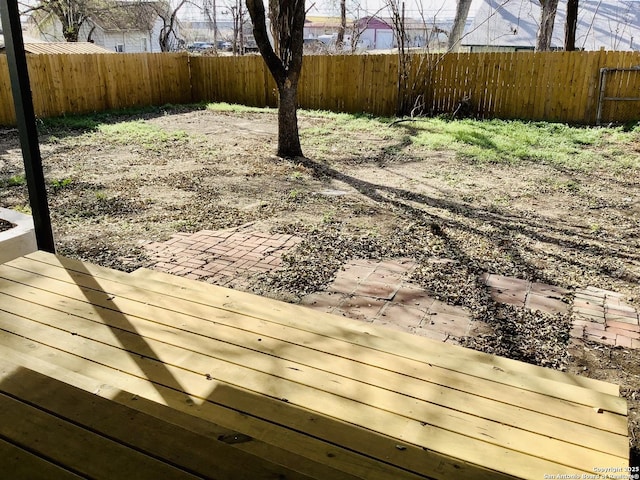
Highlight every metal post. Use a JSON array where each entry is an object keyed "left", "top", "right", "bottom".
[
  {"left": 596, "top": 68, "right": 607, "bottom": 126},
  {"left": 0, "top": 0, "right": 55, "bottom": 252}
]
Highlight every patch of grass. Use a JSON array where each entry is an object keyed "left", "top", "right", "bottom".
[
  {"left": 305, "top": 110, "right": 391, "bottom": 132},
  {"left": 406, "top": 117, "right": 637, "bottom": 171},
  {"left": 42, "top": 115, "right": 103, "bottom": 131},
  {"left": 2, "top": 174, "right": 26, "bottom": 187},
  {"left": 288, "top": 189, "right": 303, "bottom": 201},
  {"left": 97, "top": 120, "right": 189, "bottom": 147},
  {"left": 206, "top": 102, "right": 274, "bottom": 114},
  {"left": 40, "top": 104, "right": 195, "bottom": 133},
  {"left": 50, "top": 177, "right": 73, "bottom": 193},
  {"left": 12, "top": 204, "right": 31, "bottom": 215}
]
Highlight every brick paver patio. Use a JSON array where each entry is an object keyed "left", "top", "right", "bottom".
[
  {"left": 141, "top": 224, "right": 301, "bottom": 290},
  {"left": 480, "top": 274, "right": 640, "bottom": 349},
  {"left": 142, "top": 227, "right": 640, "bottom": 349},
  {"left": 300, "top": 258, "right": 473, "bottom": 343}
]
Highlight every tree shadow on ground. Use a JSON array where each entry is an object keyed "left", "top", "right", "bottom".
[{"left": 296, "top": 155, "right": 639, "bottom": 292}]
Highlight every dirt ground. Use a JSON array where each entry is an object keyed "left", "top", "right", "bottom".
[{"left": 1, "top": 106, "right": 639, "bottom": 463}]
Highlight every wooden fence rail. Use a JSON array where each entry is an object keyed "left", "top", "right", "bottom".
[{"left": 1, "top": 50, "right": 640, "bottom": 126}]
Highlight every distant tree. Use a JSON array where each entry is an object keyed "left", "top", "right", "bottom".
[
  {"left": 24, "top": 0, "right": 106, "bottom": 42},
  {"left": 267, "top": 0, "right": 280, "bottom": 53},
  {"left": 25, "top": 0, "right": 183, "bottom": 49},
  {"left": 229, "top": 0, "right": 247, "bottom": 55},
  {"left": 564, "top": 0, "right": 578, "bottom": 51},
  {"left": 448, "top": 0, "right": 472, "bottom": 52},
  {"left": 246, "top": 0, "right": 304, "bottom": 158},
  {"left": 336, "top": 0, "right": 346, "bottom": 47},
  {"left": 151, "top": 0, "right": 186, "bottom": 52},
  {"left": 537, "top": 0, "right": 559, "bottom": 51},
  {"left": 386, "top": 0, "right": 411, "bottom": 116}
]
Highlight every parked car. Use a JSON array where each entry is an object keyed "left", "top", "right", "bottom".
[{"left": 187, "top": 42, "right": 215, "bottom": 52}]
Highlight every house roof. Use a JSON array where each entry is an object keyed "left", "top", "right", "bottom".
[
  {"left": 462, "top": 0, "right": 640, "bottom": 50},
  {"left": 1, "top": 28, "right": 114, "bottom": 54},
  {"left": 0, "top": 42, "right": 114, "bottom": 54},
  {"left": 305, "top": 16, "right": 353, "bottom": 28},
  {"left": 89, "top": 1, "right": 165, "bottom": 32},
  {"left": 354, "top": 16, "right": 431, "bottom": 31},
  {"left": 355, "top": 16, "right": 393, "bottom": 30}
]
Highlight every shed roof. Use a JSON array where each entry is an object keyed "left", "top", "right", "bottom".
[{"left": 1, "top": 42, "right": 114, "bottom": 54}]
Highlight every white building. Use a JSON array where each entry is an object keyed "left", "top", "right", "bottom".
[{"left": 32, "top": 1, "right": 179, "bottom": 53}]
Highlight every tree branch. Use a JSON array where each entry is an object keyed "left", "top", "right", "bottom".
[{"left": 246, "top": 0, "right": 286, "bottom": 83}]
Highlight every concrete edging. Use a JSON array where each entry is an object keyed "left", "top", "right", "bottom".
[{"left": 0, "top": 207, "right": 37, "bottom": 264}]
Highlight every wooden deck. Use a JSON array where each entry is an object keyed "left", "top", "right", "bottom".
[{"left": 0, "top": 251, "right": 629, "bottom": 479}]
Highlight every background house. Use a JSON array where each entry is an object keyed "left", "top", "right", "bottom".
[
  {"left": 462, "top": 0, "right": 640, "bottom": 51},
  {"left": 354, "top": 16, "right": 395, "bottom": 49},
  {"left": 32, "top": 1, "right": 179, "bottom": 53},
  {"left": 304, "top": 16, "right": 353, "bottom": 39}
]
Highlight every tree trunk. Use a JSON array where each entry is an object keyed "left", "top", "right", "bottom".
[
  {"left": 537, "top": 0, "right": 559, "bottom": 51},
  {"left": 247, "top": 0, "right": 305, "bottom": 159},
  {"left": 337, "top": 0, "right": 346, "bottom": 48},
  {"left": 277, "top": 81, "right": 303, "bottom": 158},
  {"left": 63, "top": 26, "right": 80, "bottom": 42},
  {"left": 564, "top": 0, "right": 578, "bottom": 51},
  {"left": 448, "top": 0, "right": 472, "bottom": 52}
]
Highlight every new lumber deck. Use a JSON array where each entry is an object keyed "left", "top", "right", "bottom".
[{"left": 0, "top": 251, "right": 630, "bottom": 479}]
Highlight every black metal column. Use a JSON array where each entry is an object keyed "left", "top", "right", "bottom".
[{"left": 0, "top": 0, "right": 55, "bottom": 252}]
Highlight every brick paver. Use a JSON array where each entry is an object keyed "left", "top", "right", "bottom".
[
  {"left": 141, "top": 223, "right": 301, "bottom": 289},
  {"left": 479, "top": 275, "right": 640, "bottom": 349},
  {"left": 571, "top": 286, "right": 640, "bottom": 349},
  {"left": 301, "top": 259, "right": 472, "bottom": 344}
]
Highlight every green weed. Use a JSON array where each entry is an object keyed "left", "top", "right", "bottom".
[
  {"left": 288, "top": 189, "right": 303, "bottom": 201},
  {"left": 4, "top": 174, "right": 26, "bottom": 187},
  {"left": 50, "top": 177, "right": 73, "bottom": 193},
  {"left": 97, "top": 120, "right": 188, "bottom": 147},
  {"left": 206, "top": 102, "right": 274, "bottom": 114}
]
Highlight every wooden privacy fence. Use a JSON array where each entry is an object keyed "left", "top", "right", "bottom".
[
  {"left": 0, "top": 53, "right": 191, "bottom": 126},
  {"left": 1, "top": 50, "right": 640, "bottom": 125}
]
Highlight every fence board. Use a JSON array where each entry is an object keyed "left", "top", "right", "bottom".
[
  {"left": 2, "top": 51, "right": 640, "bottom": 126},
  {"left": 0, "top": 56, "right": 15, "bottom": 125}
]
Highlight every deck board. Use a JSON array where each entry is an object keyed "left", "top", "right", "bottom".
[
  {"left": 0, "top": 388, "right": 202, "bottom": 479},
  {"left": 27, "top": 251, "right": 623, "bottom": 396},
  {"left": 0, "top": 252, "right": 630, "bottom": 478},
  {"left": 0, "top": 358, "right": 329, "bottom": 480},
  {"left": 0, "top": 438, "right": 84, "bottom": 480},
  {"left": 0, "top": 263, "right": 628, "bottom": 457}
]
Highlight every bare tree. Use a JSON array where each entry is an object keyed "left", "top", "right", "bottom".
[
  {"left": 564, "top": 0, "right": 578, "bottom": 50},
  {"left": 246, "top": 0, "right": 304, "bottom": 158},
  {"left": 24, "top": 0, "right": 107, "bottom": 42},
  {"left": 386, "top": 0, "right": 412, "bottom": 116},
  {"left": 267, "top": 0, "right": 280, "bottom": 53},
  {"left": 336, "top": 0, "right": 346, "bottom": 47},
  {"left": 536, "top": 0, "right": 559, "bottom": 51},
  {"left": 448, "top": 0, "right": 472, "bottom": 52},
  {"left": 202, "top": 0, "right": 219, "bottom": 45},
  {"left": 150, "top": 0, "right": 186, "bottom": 52}
]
